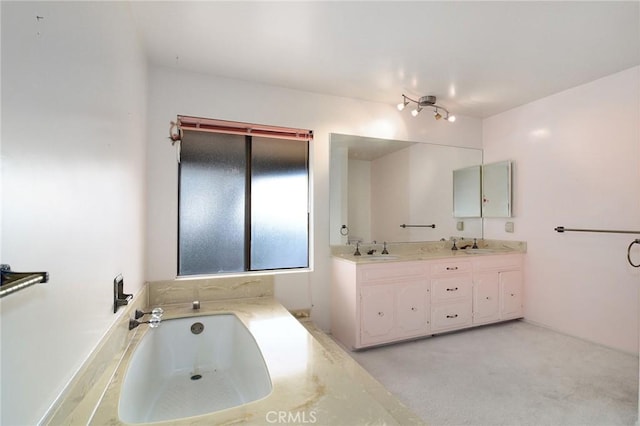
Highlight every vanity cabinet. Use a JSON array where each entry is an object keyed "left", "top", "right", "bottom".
[{"left": 331, "top": 253, "right": 524, "bottom": 349}]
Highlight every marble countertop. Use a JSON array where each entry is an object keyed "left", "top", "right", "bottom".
[
  {"left": 332, "top": 239, "right": 526, "bottom": 264},
  {"left": 89, "top": 297, "right": 424, "bottom": 425}
]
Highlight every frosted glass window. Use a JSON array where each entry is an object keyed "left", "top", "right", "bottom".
[
  {"left": 178, "top": 131, "right": 309, "bottom": 276},
  {"left": 178, "top": 132, "right": 246, "bottom": 275},
  {"left": 251, "top": 137, "right": 309, "bottom": 270}
]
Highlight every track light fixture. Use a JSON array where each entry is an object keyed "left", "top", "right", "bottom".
[{"left": 397, "top": 94, "right": 456, "bottom": 122}]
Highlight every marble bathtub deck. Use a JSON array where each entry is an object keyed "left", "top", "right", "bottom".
[{"left": 55, "top": 296, "right": 423, "bottom": 425}]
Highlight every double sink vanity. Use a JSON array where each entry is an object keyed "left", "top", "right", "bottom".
[
  {"left": 331, "top": 240, "right": 526, "bottom": 350},
  {"left": 329, "top": 133, "right": 520, "bottom": 350}
]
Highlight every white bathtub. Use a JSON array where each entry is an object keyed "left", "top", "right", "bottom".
[{"left": 118, "top": 314, "right": 272, "bottom": 423}]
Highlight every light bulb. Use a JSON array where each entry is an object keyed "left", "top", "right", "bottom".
[
  {"left": 447, "top": 115, "right": 456, "bottom": 122},
  {"left": 411, "top": 107, "right": 421, "bottom": 117},
  {"left": 397, "top": 102, "right": 406, "bottom": 111},
  {"left": 434, "top": 111, "right": 442, "bottom": 120}
]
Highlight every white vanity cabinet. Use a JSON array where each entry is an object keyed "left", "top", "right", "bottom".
[{"left": 331, "top": 253, "right": 524, "bottom": 349}]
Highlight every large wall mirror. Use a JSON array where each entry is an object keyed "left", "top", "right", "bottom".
[{"left": 330, "top": 133, "right": 483, "bottom": 245}]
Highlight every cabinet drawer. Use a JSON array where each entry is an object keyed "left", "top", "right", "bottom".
[
  {"left": 431, "top": 302, "right": 472, "bottom": 331},
  {"left": 431, "top": 276, "right": 472, "bottom": 303},
  {"left": 431, "top": 261, "right": 472, "bottom": 275}
]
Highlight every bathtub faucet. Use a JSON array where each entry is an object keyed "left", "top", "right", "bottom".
[
  {"left": 129, "top": 315, "right": 162, "bottom": 330},
  {"left": 129, "top": 307, "right": 163, "bottom": 330},
  {"left": 135, "top": 307, "right": 164, "bottom": 320}
]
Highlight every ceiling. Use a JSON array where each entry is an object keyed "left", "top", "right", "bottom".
[{"left": 130, "top": 1, "right": 640, "bottom": 119}]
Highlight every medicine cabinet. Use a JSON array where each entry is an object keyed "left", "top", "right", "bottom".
[{"left": 453, "top": 160, "right": 512, "bottom": 218}]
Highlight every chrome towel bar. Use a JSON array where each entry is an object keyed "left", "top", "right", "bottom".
[
  {"left": 554, "top": 226, "right": 640, "bottom": 235},
  {"left": 554, "top": 226, "right": 640, "bottom": 267},
  {"left": 400, "top": 224, "right": 436, "bottom": 228}
]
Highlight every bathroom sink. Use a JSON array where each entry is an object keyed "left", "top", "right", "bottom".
[
  {"left": 365, "top": 255, "right": 400, "bottom": 261},
  {"left": 462, "top": 249, "right": 498, "bottom": 254}
]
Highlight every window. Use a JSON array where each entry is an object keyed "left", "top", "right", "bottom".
[{"left": 177, "top": 116, "right": 311, "bottom": 276}]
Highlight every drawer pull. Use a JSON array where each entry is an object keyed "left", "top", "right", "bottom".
[
  {"left": 378, "top": 311, "right": 384, "bottom": 317},
  {"left": 446, "top": 266, "right": 459, "bottom": 271},
  {"left": 446, "top": 287, "right": 459, "bottom": 291},
  {"left": 446, "top": 314, "right": 459, "bottom": 318}
]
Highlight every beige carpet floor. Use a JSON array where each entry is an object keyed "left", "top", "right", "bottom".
[{"left": 342, "top": 320, "right": 638, "bottom": 426}]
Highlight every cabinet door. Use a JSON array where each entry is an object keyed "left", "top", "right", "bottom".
[
  {"left": 501, "top": 270, "right": 523, "bottom": 319},
  {"left": 396, "top": 281, "right": 430, "bottom": 337},
  {"left": 473, "top": 272, "right": 500, "bottom": 324},
  {"left": 360, "top": 285, "right": 396, "bottom": 345}
]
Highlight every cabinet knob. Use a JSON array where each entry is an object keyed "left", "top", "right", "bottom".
[
  {"left": 446, "top": 287, "right": 459, "bottom": 291},
  {"left": 486, "top": 296, "right": 490, "bottom": 300},
  {"left": 446, "top": 266, "right": 459, "bottom": 271},
  {"left": 378, "top": 311, "right": 384, "bottom": 317},
  {"left": 411, "top": 307, "right": 417, "bottom": 311},
  {"left": 446, "top": 314, "right": 459, "bottom": 318},
  {"left": 511, "top": 293, "right": 515, "bottom": 297}
]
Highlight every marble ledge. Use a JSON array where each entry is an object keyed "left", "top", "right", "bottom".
[{"left": 148, "top": 273, "right": 274, "bottom": 306}]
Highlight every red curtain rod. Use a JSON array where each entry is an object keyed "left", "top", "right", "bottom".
[{"left": 177, "top": 115, "right": 313, "bottom": 141}]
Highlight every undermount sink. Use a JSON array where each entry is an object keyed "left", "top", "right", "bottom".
[
  {"left": 364, "top": 255, "right": 400, "bottom": 261},
  {"left": 461, "top": 249, "right": 498, "bottom": 254}
]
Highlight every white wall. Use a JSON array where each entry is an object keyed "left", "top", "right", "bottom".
[
  {"left": 146, "top": 66, "right": 483, "bottom": 330},
  {"left": 483, "top": 66, "right": 640, "bottom": 353},
  {"left": 0, "top": 2, "right": 147, "bottom": 424}
]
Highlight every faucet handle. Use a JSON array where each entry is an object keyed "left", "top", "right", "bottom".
[
  {"left": 135, "top": 307, "right": 164, "bottom": 319},
  {"left": 382, "top": 242, "right": 389, "bottom": 255},
  {"left": 353, "top": 242, "right": 361, "bottom": 256}
]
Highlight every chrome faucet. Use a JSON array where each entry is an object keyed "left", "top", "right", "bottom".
[
  {"left": 129, "top": 307, "right": 163, "bottom": 330},
  {"left": 129, "top": 316, "right": 162, "bottom": 330}
]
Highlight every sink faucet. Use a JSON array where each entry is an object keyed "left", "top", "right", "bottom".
[
  {"left": 382, "top": 242, "right": 389, "bottom": 254},
  {"left": 367, "top": 249, "right": 377, "bottom": 255}
]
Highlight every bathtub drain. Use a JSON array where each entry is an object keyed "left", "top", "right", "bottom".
[
  {"left": 190, "top": 374, "right": 202, "bottom": 380},
  {"left": 190, "top": 322, "right": 204, "bottom": 334}
]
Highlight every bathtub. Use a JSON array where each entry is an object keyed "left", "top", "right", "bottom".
[{"left": 118, "top": 314, "right": 272, "bottom": 423}]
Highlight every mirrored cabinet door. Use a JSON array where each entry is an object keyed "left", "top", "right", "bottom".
[
  {"left": 453, "top": 160, "right": 512, "bottom": 218},
  {"left": 482, "top": 161, "right": 512, "bottom": 218}
]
